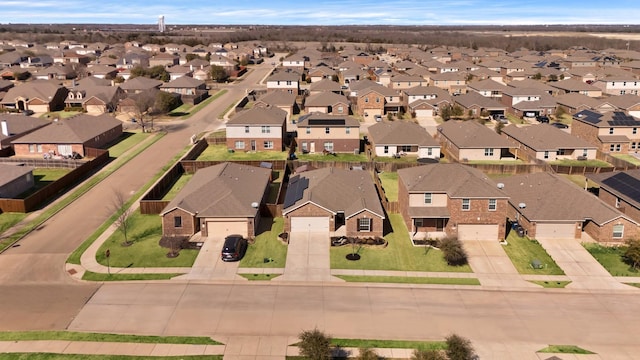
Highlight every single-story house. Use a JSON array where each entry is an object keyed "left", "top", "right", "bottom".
[
  {"left": 367, "top": 120, "right": 440, "bottom": 160},
  {"left": 436, "top": 120, "right": 513, "bottom": 161}
]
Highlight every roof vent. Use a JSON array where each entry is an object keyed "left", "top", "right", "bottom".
[
  {"left": 518, "top": 202, "right": 526, "bottom": 209},
  {"left": 497, "top": 183, "right": 504, "bottom": 189},
  {"left": 251, "top": 202, "right": 259, "bottom": 208}
]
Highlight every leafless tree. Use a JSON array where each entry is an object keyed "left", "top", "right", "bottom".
[
  {"left": 132, "top": 89, "right": 158, "bottom": 133},
  {"left": 112, "top": 190, "right": 134, "bottom": 246}
]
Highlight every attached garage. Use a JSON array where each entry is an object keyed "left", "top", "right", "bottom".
[
  {"left": 206, "top": 220, "right": 248, "bottom": 239},
  {"left": 535, "top": 223, "right": 577, "bottom": 239},
  {"left": 415, "top": 109, "right": 433, "bottom": 118},
  {"left": 291, "top": 217, "right": 330, "bottom": 233},
  {"left": 86, "top": 104, "right": 106, "bottom": 114},
  {"left": 457, "top": 224, "right": 499, "bottom": 241}
]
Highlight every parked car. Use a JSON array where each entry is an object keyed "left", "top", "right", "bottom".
[
  {"left": 22, "top": 109, "right": 34, "bottom": 116},
  {"left": 536, "top": 115, "right": 550, "bottom": 123},
  {"left": 374, "top": 114, "right": 383, "bottom": 122},
  {"left": 493, "top": 114, "right": 508, "bottom": 124},
  {"left": 551, "top": 122, "right": 568, "bottom": 129},
  {"left": 221, "top": 235, "right": 248, "bottom": 262}
]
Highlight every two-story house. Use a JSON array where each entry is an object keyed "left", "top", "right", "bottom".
[
  {"left": 304, "top": 92, "right": 350, "bottom": 115},
  {"left": 402, "top": 86, "right": 451, "bottom": 117},
  {"left": 571, "top": 110, "right": 640, "bottom": 154},
  {"left": 296, "top": 113, "right": 360, "bottom": 154},
  {"left": 266, "top": 70, "right": 300, "bottom": 95},
  {"left": 592, "top": 77, "right": 640, "bottom": 96},
  {"left": 225, "top": 106, "right": 287, "bottom": 152}
]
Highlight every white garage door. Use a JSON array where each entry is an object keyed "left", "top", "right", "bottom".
[
  {"left": 415, "top": 109, "right": 433, "bottom": 118},
  {"left": 206, "top": 221, "right": 248, "bottom": 238},
  {"left": 291, "top": 217, "right": 330, "bottom": 233},
  {"left": 535, "top": 223, "right": 577, "bottom": 239},
  {"left": 458, "top": 224, "right": 499, "bottom": 241},
  {"left": 86, "top": 105, "right": 105, "bottom": 114}
]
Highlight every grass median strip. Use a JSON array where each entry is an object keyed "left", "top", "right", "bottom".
[
  {"left": 538, "top": 345, "right": 595, "bottom": 354},
  {"left": 81, "top": 272, "right": 184, "bottom": 281},
  {"left": 331, "top": 338, "right": 446, "bottom": 350},
  {"left": 529, "top": 280, "right": 571, "bottom": 288},
  {"left": 335, "top": 275, "right": 480, "bottom": 286},
  {"left": 183, "top": 90, "right": 227, "bottom": 120},
  {"left": 0, "top": 331, "right": 221, "bottom": 344},
  {"left": 239, "top": 274, "right": 282, "bottom": 281}
]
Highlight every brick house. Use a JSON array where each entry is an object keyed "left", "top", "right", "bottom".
[
  {"left": 282, "top": 167, "right": 385, "bottom": 237},
  {"left": 0, "top": 80, "right": 68, "bottom": 113},
  {"left": 435, "top": 120, "right": 513, "bottom": 161},
  {"left": 398, "top": 163, "right": 509, "bottom": 241},
  {"left": 501, "top": 123, "right": 597, "bottom": 162},
  {"left": 0, "top": 115, "right": 50, "bottom": 149},
  {"left": 296, "top": 113, "right": 360, "bottom": 154},
  {"left": 226, "top": 106, "right": 287, "bottom": 152},
  {"left": 266, "top": 70, "right": 300, "bottom": 94},
  {"left": 160, "top": 162, "right": 271, "bottom": 239},
  {"left": 587, "top": 170, "right": 640, "bottom": 229},
  {"left": 304, "top": 92, "right": 350, "bottom": 115},
  {"left": 367, "top": 120, "right": 440, "bottom": 160},
  {"left": 571, "top": 110, "right": 640, "bottom": 154},
  {"left": 501, "top": 172, "right": 638, "bottom": 243}
]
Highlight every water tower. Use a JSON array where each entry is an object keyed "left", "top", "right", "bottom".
[{"left": 158, "top": 15, "right": 166, "bottom": 33}]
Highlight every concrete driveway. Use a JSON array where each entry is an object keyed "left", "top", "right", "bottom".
[
  {"left": 465, "top": 240, "right": 538, "bottom": 288},
  {"left": 535, "top": 238, "right": 630, "bottom": 290},
  {"left": 275, "top": 232, "right": 336, "bottom": 282},
  {"left": 174, "top": 235, "right": 242, "bottom": 281}
]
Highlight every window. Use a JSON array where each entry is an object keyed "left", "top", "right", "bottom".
[
  {"left": 428, "top": 148, "right": 433, "bottom": 156},
  {"left": 358, "top": 218, "right": 372, "bottom": 232},
  {"left": 544, "top": 151, "right": 549, "bottom": 159},
  {"left": 365, "top": 97, "right": 369, "bottom": 103},
  {"left": 613, "top": 224, "right": 624, "bottom": 239},
  {"left": 37, "top": 144, "right": 42, "bottom": 153},
  {"left": 415, "top": 218, "right": 423, "bottom": 227},
  {"left": 306, "top": 127, "right": 310, "bottom": 134},
  {"left": 610, "top": 144, "right": 616, "bottom": 152},
  {"left": 28, "top": 144, "right": 35, "bottom": 153},
  {"left": 383, "top": 146, "right": 389, "bottom": 154},
  {"left": 324, "top": 142, "right": 334, "bottom": 151},
  {"left": 583, "top": 149, "right": 588, "bottom": 157},
  {"left": 345, "top": 127, "right": 350, "bottom": 134},
  {"left": 375, "top": 97, "right": 380, "bottom": 103},
  {"left": 286, "top": 81, "right": 292, "bottom": 85},
  {"left": 263, "top": 141, "right": 274, "bottom": 149},
  {"left": 325, "top": 127, "right": 330, "bottom": 134},
  {"left": 556, "top": 149, "right": 565, "bottom": 156},
  {"left": 244, "top": 126, "right": 250, "bottom": 134},
  {"left": 424, "top": 193, "right": 432, "bottom": 204},
  {"left": 616, "top": 144, "right": 621, "bottom": 152},
  {"left": 634, "top": 128, "right": 638, "bottom": 135},
  {"left": 616, "top": 197, "right": 621, "bottom": 208},
  {"left": 261, "top": 126, "right": 270, "bottom": 134},
  {"left": 632, "top": 142, "right": 637, "bottom": 150},
  {"left": 609, "top": 128, "right": 614, "bottom": 135},
  {"left": 301, "top": 142, "right": 308, "bottom": 151},
  {"left": 400, "top": 145, "right": 412, "bottom": 152},
  {"left": 338, "top": 106, "right": 344, "bottom": 113},
  {"left": 484, "top": 148, "right": 494, "bottom": 156},
  {"left": 234, "top": 141, "right": 245, "bottom": 149},
  {"left": 488, "top": 199, "right": 497, "bottom": 211},
  {"left": 174, "top": 216, "right": 182, "bottom": 228},
  {"left": 621, "top": 90, "right": 626, "bottom": 95},
  {"left": 462, "top": 199, "right": 470, "bottom": 211}
]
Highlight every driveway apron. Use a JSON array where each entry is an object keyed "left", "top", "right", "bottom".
[
  {"left": 465, "top": 240, "right": 538, "bottom": 288},
  {"left": 173, "top": 235, "right": 241, "bottom": 281},
  {"left": 276, "top": 232, "right": 335, "bottom": 282}
]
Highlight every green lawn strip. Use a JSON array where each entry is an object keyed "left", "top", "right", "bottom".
[
  {"left": 583, "top": 243, "right": 640, "bottom": 276},
  {"left": 196, "top": 145, "right": 288, "bottom": 161},
  {"left": 108, "top": 132, "right": 152, "bottom": 158},
  {"left": 611, "top": 154, "right": 640, "bottom": 166},
  {"left": 297, "top": 153, "right": 368, "bottom": 162},
  {"left": 15, "top": 168, "right": 72, "bottom": 199},
  {"left": 217, "top": 96, "right": 237, "bottom": 119},
  {"left": 330, "top": 339, "right": 446, "bottom": 350},
  {"left": 0, "top": 354, "right": 221, "bottom": 360},
  {"left": 2, "top": 133, "right": 166, "bottom": 254},
  {"left": 40, "top": 111, "right": 79, "bottom": 119},
  {"left": 378, "top": 172, "right": 398, "bottom": 202},
  {"left": 95, "top": 210, "right": 198, "bottom": 268},
  {"left": 501, "top": 232, "right": 564, "bottom": 275},
  {"left": 528, "top": 280, "right": 571, "bottom": 288},
  {"left": 82, "top": 272, "right": 184, "bottom": 281},
  {"left": 184, "top": 90, "right": 227, "bottom": 120},
  {"left": 336, "top": 275, "right": 480, "bottom": 286},
  {"left": 169, "top": 103, "right": 194, "bottom": 115},
  {"left": 239, "top": 218, "right": 287, "bottom": 268},
  {"left": 373, "top": 156, "right": 418, "bottom": 163},
  {"left": 239, "top": 274, "right": 282, "bottom": 281},
  {"left": 161, "top": 173, "right": 193, "bottom": 201},
  {"left": 330, "top": 214, "right": 472, "bottom": 272},
  {"left": 0, "top": 213, "right": 27, "bottom": 234},
  {"left": 0, "top": 331, "right": 220, "bottom": 344},
  {"left": 537, "top": 345, "right": 595, "bottom": 354},
  {"left": 559, "top": 174, "right": 599, "bottom": 189},
  {"left": 624, "top": 283, "right": 640, "bottom": 288},
  {"left": 466, "top": 159, "right": 525, "bottom": 165},
  {"left": 549, "top": 159, "right": 611, "bottom": 167}
]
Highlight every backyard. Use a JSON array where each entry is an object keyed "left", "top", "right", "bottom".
[
  {"left": 378, "top": 171, "right": 398, "bottom": 202},
  {"left": 612, "top": 153, "right": 640, "bottom": 166},
  {"left": 501, "top": 231, "right": 564, "bottom": 275},
  {"left": 549, "top": 159, "right": 612, "bottom": 167},
  {"left": 296, "top": 152, "right": 368, "bottom": 162},
  {"left": 196, "top": 145, "right": 288, "bottom": 161}
]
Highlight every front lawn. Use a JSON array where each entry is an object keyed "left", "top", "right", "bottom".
[
  {"left": 583, "top": 243, "right": 639, "bottom": 276},
  {"left": 330, "top": 214, "right": 473, "bottom": 272},
  {"left": 378, "top": 172, "right": 398, "bottom": 202},
  {"left": 336, "top": 275, "right": 480, "bottom": 285},
  {"left": 549, "top": 159, "right": 612, "bottom": 167},
  {"left": 196, "top": 145, "right": 288, "bottom": 161},
  {"left": 501, "top": 232, "right": 564, "bottom": 275},
  {"left": 239, "top": 217, "right": 287, "bottom": 268},
  {"left": 538, "top": 345, "right": 595, "bottom": 354},
  {"left": 96, "top": 210, "right": 199, "bottom": 268},
  {"left": 297, "top": 153, "right": 368, "bottom": 162}
]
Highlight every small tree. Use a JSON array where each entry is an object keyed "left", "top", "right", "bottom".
[
  {"left": 132, "top": 89, "right": 157, "bottom": 133},
  {"left": 495, "top": 121, "right": 505, "bottom": 134},
  {"left": 298, "top": 328, "right": 332, "bottom": 360},
  {"left": 623, "top": 239, "right": 640, "bottom": 270},
  {"left": 209, "top": 65, "right": 228, "bottom": 82},
  {"left": 440, "top": 105, "right": 452, "bottom": 121},
  {"left": 111, "top": 190, "right": 133, "bottom": 246},
  {"left": 439, "top": 237, "right": 468, "bottom": 266},
  {"left": 411, "top": 349, "right": 446, "bottom": 360},
  {"left": 445, "top": 334, "right": 475, "bottom": 360},
  {"left": 555, "top": 106, "right": 566, "bottom": 118},
  {"left": 357, "top": 347, "right": 378, "bottom": 360}
]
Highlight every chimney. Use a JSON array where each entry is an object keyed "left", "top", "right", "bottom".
[{"left": 1, "top": 120, "right": 8, "bottom": 136}]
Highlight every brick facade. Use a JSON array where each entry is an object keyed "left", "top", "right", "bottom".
[
  {"left": 162, "top": 208, "right": 198, "bottom": 237},
  {"left": 346, "top": 210, "right": 384, "bottom": 238},
  {"left": 583, "top": 218, "right": 639, "bottom": 244},
  {"left": 356, "top": 91, "right": 385, "bottom": 116},
  {"left": 297, "top": 138, "right": 359, "bottom": 153},
  {"left": 226, "top": 137, "right": 284, "bottom": 152},
  {"left": 284, "top": 203, "right": 334, "bottom": 232},
  {"left": 599, "top": 188, "right": 640, "bottom": 225},
  {"left": 285, "top": 203, "right": 383, "bottom": 237}
]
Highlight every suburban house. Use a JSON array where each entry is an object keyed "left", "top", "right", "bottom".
[
  {"left": 149, "top": 53, "right": 179, "bottom": 67},
  {"left": 309, "top": 78, "right": 342, "bottom": 95},
  {"left": 500, "top": 172, "right": 638, "bottom": 243},
  {"left": 160, "top": 76, "right": 208, "bottom": 104},
  {"left": 296, "top": 113, "right": 360, "bottom": 154},
  {"left": 571, "top": 110, "right": 640, "bottom": 154},
  {"left": 436, "top": 120, "right": 513, "bottom": 161},
  {"left": 430, "top": 72, "right": 467, "bottom": 95},
  {"left": 390, "top": 74, "right": 428, "bottom": 90},
  {"left": 119, "top": 77, "right": 163, "bottom": 94},
  {"left": 467, "top": 79, "right": 508, "bottom": 99},
  {"left": 253, "top": 91, "right": 299, "bottom": 125},
  {"left": 160, "top": 162, "right": 271, "bottom": 239},
  {"left": 11, "top": 114, "right": 122, "bottom": 157},
  {"left": 555, "top": 93, "right": 604, "bottom": 115},
  {"left": 587, "top": 169, "right": 640, "bottom": 227},
  {"left": 0, "top": 80, "right": 68, "bottom": 113},
  {"left": 225, "top": 106, "right": 287, "bottom": 152},
  {"left": 367, "top": 121, "right": 441, "bottom": 160},
  {"left": 282, "top": 167, "right": 385, "bottom": 237},
  {"left": 592, "top": 77, "right": 640, "bottom": 96},
  {"left": 307, "top": 66, "right": 337, "bottom": 83},
  {"left": 0, "top": 164, "right": 34, "bottom": 199},
  {"left": 304, "top": 92, "right": 350, "bottom": 115},
  {"left": 0, "top": 115, "right": 50, "bottom": 149},
  {"left": 452, "top": 91, "right": 507, "bottom": 118},
  {"left": 355, "top": 85, "right": 402, "bottom": 118},
  {"left": 402, "top": 86, "right": 451, "bottom": 117},
  {"left": 606, "top": 94, "right": 640, "bottom": 117},
  {"left": 548, "top": 78, "right": 603, "bottom": 97},
  {"left": 266, "top": 70, "right": 300, "bottom": 94},
  {"left": 501, "top": 124, "right": 597, "bottom": 162},
  {"left": 65, "top": 80, "right": 125, "bottom": 114},
  {"left": 398, "top": 163, "right": 509, "bottom": 241},
  {"left": 32, "top": 64, "right": 76, "bottom": 81}
]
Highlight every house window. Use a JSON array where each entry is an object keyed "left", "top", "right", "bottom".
[
  {"left": 301, "top": 142, "right": 308, "bottom": 151},
  {"left": 286, "top": 81, "right": 292, "bottom": 85},
  {"left": 375, "top": 97, "right": 380, "bottom": 103},
  {"left": 263, "top": 141, "right": 274, "bottom": 149},
  {"left": 37, "top": 145, "right": 42, "bottom": 153},
  {"left": 306, "top": 127, "right": 311, "bottom": 134},
  {"left": 383, "top": 146, "right": 389, "bottom": 154},
  {"left": 616, "top": 144, "right": 621, "bottom": 152},
  {"left": 400, "top": 145, "right": 412, "bottom": 152},
  {"left": 415, "top": 218, "right": 423, "bottom": 227},
  {"left": 358, "top": 217, "right": 372, "bottom": 232},
  {"left": 621, "top": 90, "right": 626, "bottom": 95},
  {"left": 613, "top": 224, "right": 624, "bottom": 239},
  {"left": 557, "top": 149, "right": 565, "bottom": 156},
  {"left": 235, "top": 141, "right": 245, "bottom": 149},
  {"left": 484, "top": 148, "right": 494, "bottom": 156},
  {"left": 365, "top": 98, "right": 369, "bottom": 103},
  {"left": 610, "top": 144, "right": 615, "bottom": 152},
  {"left": 428, "top": 148, "right": 433, "bottom": 156},
  {"left": 324, "top": 142, "right": 334, "bottom": 151},
  {"left": 244, "top": 126, "right": 250, "bottom": 134},
  {"left": 583, "top": 149, "right": 588, "bottom": 157},
  {"left": 634, "top": 128, "right": 638, "bottom": 135},
  {"left": 28, "top": 144, "right": 35, "bottom": 153},
  {"left": 544, "top": 151, "right": 549, "bottom": 159},
  {"left": 488, "top": 199, "right": 497, "bottom": 211},
  {"left": 261, "top": 126, "right": 270, "bottom": 134},
  {"left": 609, "top": 128, "right": 614, "bottom": 134},
  {"left": 424, "top": 193, "right": 432, "bottom": 204},
  {"left": 174, "top": 216, "right": 182, "bottom": 228},
  {"left": 338, "top": 106, "right": 344, "bottom": 113},
  {"left": 325, "top": 127, "right": 330, "bottom": 134},
  {"left": 616, "top": 197, "right": 621, "bottom": 208},
  {"left": 462, "top": 199, "right": 470, "bottom": 211},
  {"left": 345, "top": 127, "right": 350, "bottom": 134},
  {"left": 632, "top": 142, "right": 637, "bottom": 150}
]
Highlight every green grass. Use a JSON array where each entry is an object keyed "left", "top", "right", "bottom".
[
  {"left": 501, "top": 232, "right": 564, "bottom": 275},
  {"left": 161, "top": 174, "right": 193, "bottom": 201},
  {"left": 95, "top": 210, "right": 198, "bottom": 268},
  {"left": 239, "top": 273, "right": 282, "bottom": 281},
  {"left": 0, "top": 331, "right": 220, "bottom": 344},
  {"left": 373, "top": 156, "right": 419, "bottom": 163},
  {"left": 529, "top": 280, "right": 571, "bottom": 288},
  {"left": 378, "top": 172, "right": 398, "bottom": 202},
  {"left": 239, "top": 218, "right": 287, "bottom": 268},
  {"left": 549, "top": 159, "right": 612, "bottom": 167},
  {"left": 107, "top": 132, "right": 152, "bottom": 158},
  {"left": 297, "top": 153, "right": 368, "bottom": 162},
  {"left": 331, "top": 339, "right": 446, "bottom": 350},
  {"left": 0, "top": 354, "right": 221, "bottom": 359},
  {"left": 466, "top": 159, "right": 524, "bottom": 165},
  {"left": 81, "top": 272, "right": 184, "bottom": 281},
  {"left": 169, "top": 102, "right": 194, "bottom": 115},
  {"left": 330, "top": 214, "right": 472, "bottom": 272},
  {"left": 0, "top": 213, "right": 27, "bottom": 234},
  {"left": 184, "top": 90, "right": 227, "bottom": 120},
  {"left": 538, "top": 345, "right": 595, "bottom": 354},
  {"left": 196, "top": 145, "right": 288, "bottom": 161},
  {"left": 336, "top": 275, "right": 480, "bottom": 285},
  {"left": 583, "top": 243, "right": 640, "bottom": 276},
  {"left": 612, "top": 154, "right": 640, "bottom": 166},
  {"left": 624, "top": 283, "right": 640, "bottom": 288},
  {"left": 560, "top": 174, "right": 599, "bottom": 189},
  {"left": 40, "top": 111, "right": 79, "bottom": 119},
  {"left": 15, "top": 168, "right": 71, "bottom": 199}
]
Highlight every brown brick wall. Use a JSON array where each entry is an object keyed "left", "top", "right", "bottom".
[
  {"left": 162, "top": 208, "right": 198, "bottom": 237},
  {"left": 448, "top": 198, "right": 508, "bottom": 239},
  {"left": 284, "top": 203, "right": 334, "bottom": 233},
  {"left": 13, "top": 143, "right": 84, "bottom": 157},
  {"left": 571, "top": 120, "right": 603, "bottom": 150},
  {"left": 346, "top": 210, "right": 384, "bottom": 237},
  {"left": 599, "top": 188, "right": 640, "bottom": 224},
  {"left": 356, "top": 92, "right": 385, "bottom": 116},
  {"left": 584, "top": 218, "right": 639, "bottom": 244},
  {"left": 226, "top": 137, "right": 284, "bottom": 151},
  {"left": 298, "top": 138, "right": 360, "bottom": 153}
]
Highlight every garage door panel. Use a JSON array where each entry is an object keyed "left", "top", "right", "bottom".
[
  {"left": 535, "top": 223, "right": 576, "bottom": 239},
  {"left": 291, "top": 217, "right": 329, "bottom": 232},
  {"left": 458, "top": 224, "right": 499, "bottom": 241},
  {"left": 207, "top": 221, "right": 248, "bottom": 239},
  {"left": 415, "top": 109, "right": 433, "bottom": 118}
]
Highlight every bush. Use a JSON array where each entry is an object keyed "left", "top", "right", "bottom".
[
  {"left": 445, "top": 334, "right": 475, "bottom": 360},
  {"left": 412, "top": 349, "right": 446, "bottom": 360},
  {"left": 357, "top": 347, "right": 378, "bottom": 360},
  {"left": 438, "top": 237, "right": 468, "bottom": 266},
  {"left": 297, "top": 328, "right": 332, "bottom": 360}
]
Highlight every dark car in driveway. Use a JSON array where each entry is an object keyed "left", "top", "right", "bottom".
[
  {"left": 551, "top": 122, "right": 569, "bottom": 129},
  {"left": 536, "top": 115, "right": 550, "bottom": 123},
  {"left": 221, "top": 235, "right": 248, "bottom": 262}
]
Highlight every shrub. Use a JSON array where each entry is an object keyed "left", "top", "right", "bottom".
[
  {"left": 411, "top": 349, "right": 446, "bottom": 360},
  {"left": 438, "top": 237, "right": 468, "bottom": 266},
  {"left": 357, "top": 347, "right": 378, "bottom": 360},
  {"left": 297, "top": 328, "right": 332, "bottom": 360},
  {"left": 445, "top": 334, "right": 475, "bottom": 360},
  {"left": 623, "top": 239, "right": 640, "bottom": 269}
]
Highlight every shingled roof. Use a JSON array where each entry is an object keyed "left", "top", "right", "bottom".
[
  {"left": 437, "top": 120, "right": 512, "bottom": 149},
  {"left": 11, "top": 114, "right": 121, "bottom": 144},
  {"left": 501, "top": 123, "right": 596, "bottom": 151},
  {"left": 368, "top": 121, "right": 438, "bottom": 147}
]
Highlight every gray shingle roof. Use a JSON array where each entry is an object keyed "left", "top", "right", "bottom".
[
  {"left": 368, "top": 121, "right": 438, "bottom": 147},
  {"left": 11, "top": 114, "right": 121, "bottom": 144},
  {"left": 437, "top": 120, "right": 512, "bottom": 149},
  {"left": 501, "top": 124, "right": 595, "bottom": 151},
  {"left": 227, "top": 106, "right": 287, "bottom": 126},
  {"left": 0, "top": 164, "right": 33, "bottom": 188}
]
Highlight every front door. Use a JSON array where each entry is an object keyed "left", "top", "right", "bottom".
[
  {"left": 250, "top": 140, "right": 256, "bottom": 151},
  {"left": 310, "top": 142, "right": 316, "bottom": 153}
]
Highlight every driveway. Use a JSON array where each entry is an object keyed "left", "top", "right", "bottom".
[
  {"left": 275, "top": 232, "right": 336, "bottom": 282},
  {"left": 174, "top": 235, "right": 242, "bottom": 281},
  {"left": 464, "top": 240, "right": 538, "bottom": 288},
  {"left": 535, "top": 238, "right": 630, "bottom": 290}
]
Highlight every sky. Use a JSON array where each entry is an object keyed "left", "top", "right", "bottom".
[{"left": 1, "top": 0, "right": 639, "bottom": 25}]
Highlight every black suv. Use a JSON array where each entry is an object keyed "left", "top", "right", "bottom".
[
  {"left": 536, "top": 115, "right": 550, "bottom": 123},
  {"left": 221, "top": 235, "right": 248, "bottom": 262}
]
